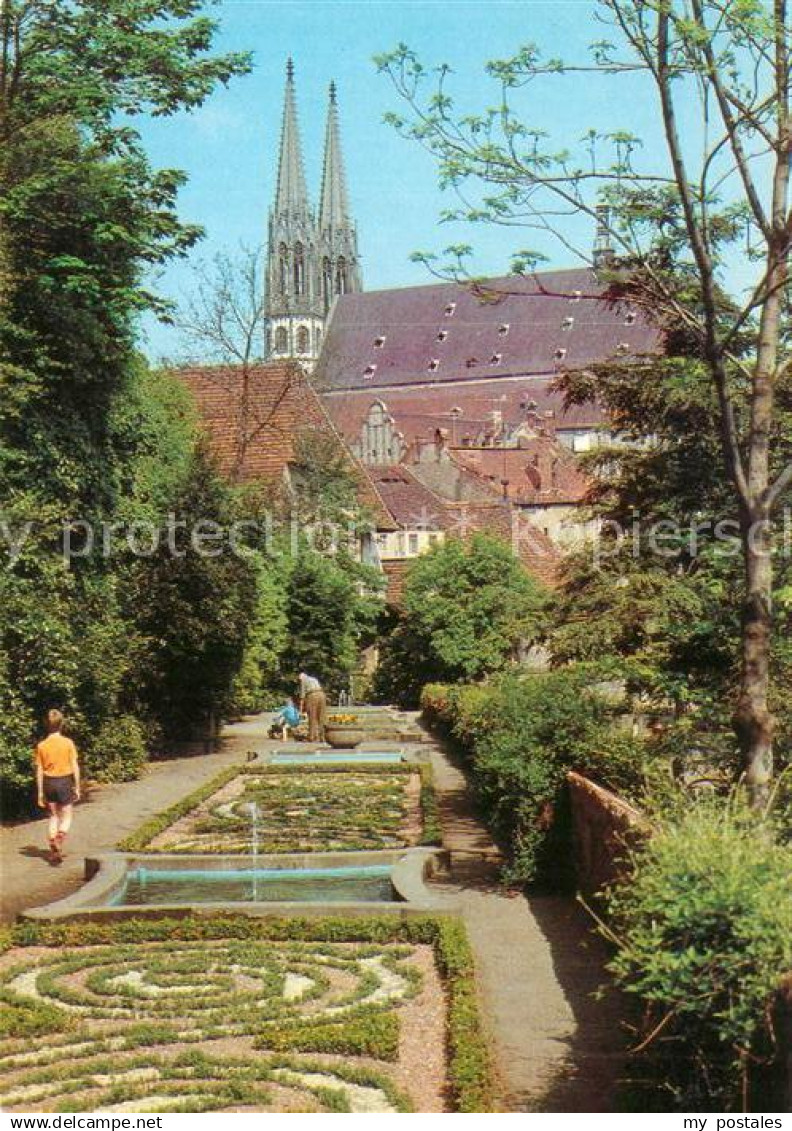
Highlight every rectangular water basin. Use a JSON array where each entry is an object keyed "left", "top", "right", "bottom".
[
  {"left": 269, "top": 750, "right": 404, "bottom": 765},
  {"left": 112, "top": 864, "right": 395, "bottom": 906}
]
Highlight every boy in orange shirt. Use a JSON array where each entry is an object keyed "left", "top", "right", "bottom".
[{"left": 34, "top": 709, "right": 81, "bottom": 863}]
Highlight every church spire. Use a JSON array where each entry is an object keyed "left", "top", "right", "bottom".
[
  {"left": 319, "top": 80, "right": 352, "bottom": 231},
  {"left": 274, "top": 57, "right": 310, "bottom": 219}
]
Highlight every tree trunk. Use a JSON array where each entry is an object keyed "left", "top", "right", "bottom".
[{"left": 734, "top": 515, "right": 775, "bottom": 807}]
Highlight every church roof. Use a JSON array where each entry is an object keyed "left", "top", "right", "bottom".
[
  {"left": 171, "top": 362, "right": 396, "bottom": 530},
  {"left": 314, "top": 268, "right": 660, "bottom": 392}
]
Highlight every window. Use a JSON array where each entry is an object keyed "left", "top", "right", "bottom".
[
  {"left": 374, "top": 336, "right": 386, "bottom": 348},
  {"left": 561, "top": 315, "right": 574, "bottom": 330},
  {"left": 428, "top": 533, "right": 439, "bottom": 547},
  {"left": 274, "top": 326, "right": 288, "bottom": 353},
  {"left": 363, "top": 364, "right": 377, "bottom": 379},
  {"left": 336, "top": 256, "right": 348, "bottom": 295},
  {"left": 428, "top": 359, "right": 440, "bottom": 372},
  {"left": 408, "top": 533, "right": 419, "bottom": 554},
  {"left": 616, "top": 341, "right": 631, "bottom": 354},
  {"left": 293, "top": 242, "right": 305, "bottom": 296},
  {"left": 625, "top": 311, "right": 637, "bottom": 325},
  {"left": 570, "top": 290, "right": 582, "bottom": 302},
  {"left": 315, "top": 327, "right": 322, "bottom": 350},
  {"left": 498, "top": 323, "right": 510, "bottom": 336},
  {"left": 444, "top": 302, "right": 456, "bottom": 317},
  {"left": 396, "top": 532, "right": 406, "bottom": 556},
  {"left": 489, "top": 353, "right": 502, "bottom": 365},
  {"left": 296, "top": 325, "right": 310, "bottom": 353},
  {"left": 278, "top": 243, "right": 288, "bottom": 295},
  {"left": 554, "top": 347, "right": 567, "bottom": 361},
  {"left": 466, "top": 357, "right": 478, "bottom": 369},
  {"left": 322, "top": 256, "right": 332, "bottom": 311},
  {"left": 436, "top": 329, "right": 448, "bottom": 342}
]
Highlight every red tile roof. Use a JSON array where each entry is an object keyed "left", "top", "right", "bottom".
[
  {"left": 450, "top": 439, "right": 589, "bottom": 506},
  {"left": 367, "top": 465, "right": 453, "bottom": 530},
  {"left": 379, "top": 499, "right": 560, "bottom": 606},
  {"left": 172, "top": 363, "right": 396, "bottom": 530},
  {"left": 442, "top": 502, "right": 561, "bottom": 588},
  {"left": 321, "top": 375, "right": 605, "bottom": 452},
  {"left": 315, "top": 268, "right": 660, "bottom": 393}
]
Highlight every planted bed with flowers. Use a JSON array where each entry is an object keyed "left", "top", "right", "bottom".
[{"left": 120, "top": 764, "right": 440, "bottom": 855}]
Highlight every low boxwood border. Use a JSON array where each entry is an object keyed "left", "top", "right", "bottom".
[{"left": 1, "top": 914, "right": 494, "bottom": 1113}]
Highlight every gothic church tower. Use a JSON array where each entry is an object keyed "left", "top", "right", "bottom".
[{"left": 265, "top": 61, "right": 361, "bottom": 368}]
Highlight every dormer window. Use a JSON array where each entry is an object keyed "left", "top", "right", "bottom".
[
  {"left": 554, "top": 347, "right": 567, "bottom": 361},
  {"left": 444, "top": 302, "right": 456, "bottom": 317},
  {"left": 428, "top": 359, "right": 440, "bottom": 372},
  {"left": 570, "top": 290, "right": 582, "bottom": 302},
  {"left": 489, "top": 353, "right": 502, "bottom": 366},
  {"left": 436, "top": 329, "right": 448, "bottom": 342},
  {"left": 466, "top": 357, "right": 478, "bottom": 369},
  {"left": 561, "top": 316, "right": 574, "bottom": 330},
  {"left": 363, "top": 364, "right": 377, "bottom": 379},
  {"left": 616, "top": 342, "right": 630, "bottom": 355},
  {"left": 624, "top": 312, "right": 637, "bottom": 326},
  {"left": 374, "top": 335, "right": 386, "bottom": 348},
  {"left": 498, "top": 323, "right": 510, "bottom": 336}
]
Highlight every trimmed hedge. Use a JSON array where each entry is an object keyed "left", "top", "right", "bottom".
[
  {"left": 0, "top": 913, "right": 494, "bottom": 1113},
  {"left": 421, "top": 672, "right": 649, "bottom": 886}
]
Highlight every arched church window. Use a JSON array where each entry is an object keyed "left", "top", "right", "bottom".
[
  {"left": 274, "top": 326, "right": 288, "bottom": 354},
  {"left": 294, "top": 242, "right": 305, "bottom": 295},
  {"left": 296, "top": 325, "right": 310, "bottom": 354},
  {"left": 335, "top": 256, "right": 347, "bottom": 295},
  {"left": 278, "top": 243, "right": 288, "bottom": 295},
  {"left": 322, "top": 257, "right": 332, "bottom": 311}
]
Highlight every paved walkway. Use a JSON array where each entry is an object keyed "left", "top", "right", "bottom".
[
  {"left": 0, "top": 716, "right": 271, "bottom": 923},
  {"left": 425, "top": 739, "right": 628, "bottom": 1112},
  {"left": 1, "top": 711, "right": 628, "bottom": 1112}
]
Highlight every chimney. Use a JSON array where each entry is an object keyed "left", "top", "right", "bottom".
[
  {"left": 542, "top": 410, "right": 557, "bottom": 439},
  {"left": 536, "top": 445, "right": 557, "bottom": 493},
  {"left": 593, "top": 204, "right": 615, "bottom": 269}
]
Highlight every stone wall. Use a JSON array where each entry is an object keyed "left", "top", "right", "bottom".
[{"left": 566, "top": 771, "right": 652, "bottom": 897}]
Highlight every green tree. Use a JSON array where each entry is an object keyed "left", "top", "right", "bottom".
[
  {"left": 282, "top": 549, "right": 383, "bottom": 694},
  {"left": 131, "top": 443, "right": 258, "bottom": 740},
  {"left": 395, "top": 533, "right": 547, "bottom": 687},
  {"left": 377, "top": 0, "right": 791, "bottom": 802},
  {"left": 0, "top": 2, "right": 249, "bottom": 809}
]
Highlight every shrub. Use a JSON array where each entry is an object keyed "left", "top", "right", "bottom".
[
  {"left": 607, "top": 801, "right": 792, "bottom": 1111},
  {"left": 421, "top": 670, "right": 652, "bottom": 885},
  {"left": 86, "top": 714, "right": 148, "bottom": 783}
]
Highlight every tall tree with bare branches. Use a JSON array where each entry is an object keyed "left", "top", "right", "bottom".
[{"left": 377, "top": 0, "right": 791, "bottom": 803}]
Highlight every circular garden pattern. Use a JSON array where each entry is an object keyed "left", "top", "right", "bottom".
[{"left": 0, "top": 937, "right": 445, "bottom": 1112}]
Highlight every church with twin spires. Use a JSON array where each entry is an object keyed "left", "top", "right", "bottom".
[{"left": 265, "top": 60, "right": 362, "bottom": 367}]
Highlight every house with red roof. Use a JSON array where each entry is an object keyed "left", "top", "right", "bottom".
[{"left": 171, "top": 361, "right": 397, "bottom": 552}]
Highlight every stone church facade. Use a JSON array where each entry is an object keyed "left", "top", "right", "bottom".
[{"left": 264, "top": 60, "right": 361, "bottom": 368}]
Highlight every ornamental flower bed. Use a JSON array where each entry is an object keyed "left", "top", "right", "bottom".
[
  {"left": 120, "top": 764, "right": 440, "bottom": 855},
  {"left": 0, "top": 917, "right": 492, "bottom": 1113}
]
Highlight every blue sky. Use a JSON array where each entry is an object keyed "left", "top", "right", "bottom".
[{"left": 137, "top": 0, "right": 660, "bottom": 360}]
